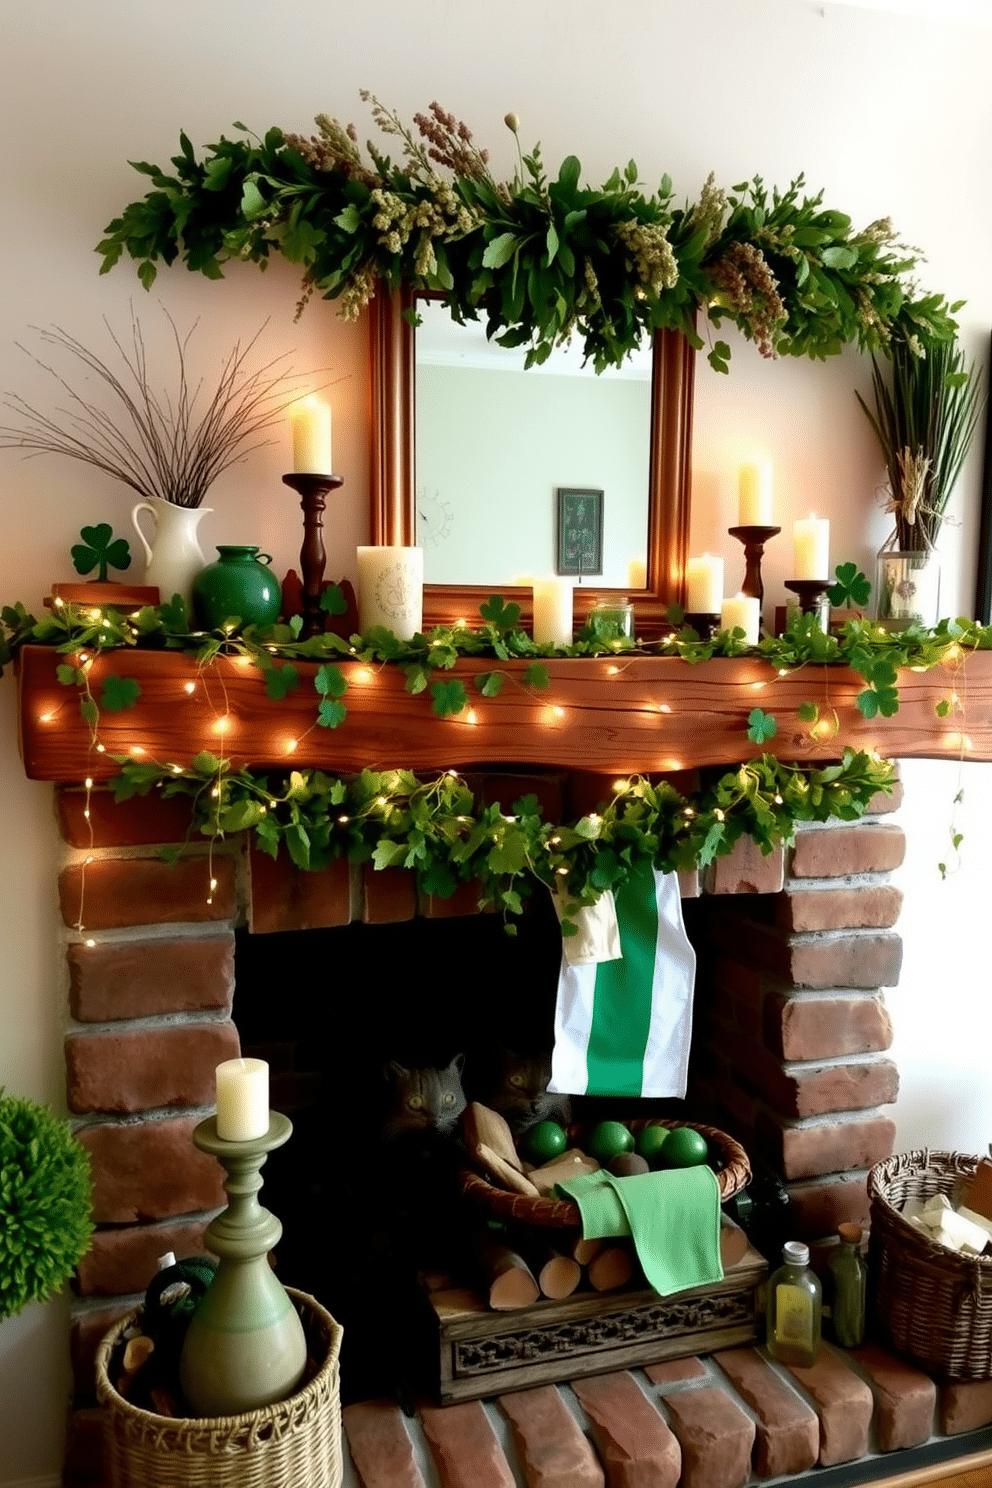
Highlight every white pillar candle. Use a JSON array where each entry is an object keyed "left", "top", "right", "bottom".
[
  {"left": 738, "top": 461, "right": 774, "bottom": 526},
  {"left": 289, "top": 396, "right": 333, "bottom": 474},
  {"left": 720, "top": 593, "right": 761, "bottom": 645},
  {"left": 628, "top": 556, "right": 647, "bottom": 590},
  {"left": 356, "top": 545, "right": 424, "bottom": 640},
  {"left": 793, "top": 514, "right": 830, "bottom": 580},
  {"left": 532, "top": 578, "right": 573, "bottom": 646},
  {"left": 685, "top": 554, "right": 724, "bottom": 614},
  {"left": 215, "top": 1057, "right": 269, "bottom": 1142}
]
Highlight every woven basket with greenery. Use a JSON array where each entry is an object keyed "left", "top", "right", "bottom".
[
  {"left": 95, "top": 1288, "right": 343, "bottom": 1488},
  {"left": 460, "top": 1117, "right": 750, "bottom": 1233},
  {"left": 868, "top": 1149, "right": 992, "bottom": 1380}
]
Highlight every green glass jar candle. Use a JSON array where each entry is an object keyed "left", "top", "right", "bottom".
[
  {"left": 192, "top": 545, "right": 282, "bottom": 631},
  {"left": 587, "top": 596, "right": 635, "bottom": 641}
]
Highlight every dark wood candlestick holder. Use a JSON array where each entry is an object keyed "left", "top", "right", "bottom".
[
  {"left": 728, "top": 525, "right": 781, "bottom": 605},
  {"left": 281, "top": 473, "right": 344, "bottom": 638},
  {"left": 683, "top": 611, "right": 721, "bottom": 640},
  {"left": 784, "top": 578, "right": 831, "bottom": 623}
]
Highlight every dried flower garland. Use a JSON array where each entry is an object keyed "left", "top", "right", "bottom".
[{"left": 97, "top": 95, "right": 960, "bottom": 373}]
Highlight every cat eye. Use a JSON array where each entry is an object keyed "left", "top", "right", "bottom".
[
  {"left": 509, "top": 1075, "right": 525, "bottom": 1087},
  {"left": 407, "top": 1095, "right": 424, "bottom": 1109},
  {"left": 442, "top": 1093, "right": 455, "bottom": 1105}
]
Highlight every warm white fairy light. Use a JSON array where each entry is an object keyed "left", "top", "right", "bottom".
[
  {"left": 714, "top": 809, "right": 725, "bottom": 822},
  {"left": 607, "top": 665, "right": 619, "bottom": 676},
  {"left": 84, "top": 777, "right": 93, "bottom": 789},
  {"left": 446, "top": 768, "right": 459, "bottom": 777},
  {"left": 774, "top": 794, "right": 784, "bottom": 805},
  {"left": 213, "top": 716, "right": 231, "bottom": 735},
  {"left": 210, "top": 786, "right": 220, "bottom": 798},
  {"left": 556, "top": 866, "right": 569, "bottom": 876},
  {"left": 95, "top": 743, "right": 106, "bottom": 754},
  {"left": 337, "top": 814, "right": 350, "bottom": 824},
  {"left": 465, "top": 709, "right": 478, "bottom": 725},
  {"left": 613, "top": 779, "right": 628, "bottom": 792},
  {"left": 376, "top": 796, "right": 388, "bottom": 807},
  {"left": 53, "top": 596, "right": 64, "bottom": 609},
  {"left": 184, "top": 681, "right": 196, "bottom": 695},
  {"left": 84, "top": 938, "right": 96, "bottom": 947},
  {"left": 130, "top": 745, "right": 145, "bottom": 757},
  {"left": 658, "top": 703, "right": 671, "bottom": 714},
  {"left": 683, "top": 807, "right": 695, "bottom": 818},
  {"left": 171, "top": 765, "right": 183, "bottom": 774},
  {"left": 234, "top": 655, "right": 253, "bottom": 668},
  {"left": 284, "top": 739, "right": 298, "bottom": 754}
]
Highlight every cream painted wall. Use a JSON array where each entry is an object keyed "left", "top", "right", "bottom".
[{"left": 2, "top": 2, "right": 991, "bottom": 1479}]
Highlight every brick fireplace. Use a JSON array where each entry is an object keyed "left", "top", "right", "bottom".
[{"left": 17, "top": 641, "right": 992, "bottom": 1482}]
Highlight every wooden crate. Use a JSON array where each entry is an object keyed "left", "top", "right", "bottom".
[{"left": 422, "top": 1242, "right": 768, "bottom": 1404}]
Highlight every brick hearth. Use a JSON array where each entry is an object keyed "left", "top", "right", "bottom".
[{"left": 52, "top": 761, "right": 927, "bottom": 1486}]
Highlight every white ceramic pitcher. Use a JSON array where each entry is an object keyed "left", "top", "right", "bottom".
[{"left": 132, "top": 495, "right": 211, "bottom": 608}]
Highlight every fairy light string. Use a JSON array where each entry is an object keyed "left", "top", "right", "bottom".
[{"left": 7, "top": 593, "right": 988, "bottom": 924}]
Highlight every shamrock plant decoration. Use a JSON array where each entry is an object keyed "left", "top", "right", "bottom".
[{"left": 70, "top": 523, "right": 131, "bottom": 583}]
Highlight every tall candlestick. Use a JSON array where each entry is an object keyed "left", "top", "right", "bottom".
[
  {"left": 720, "top": 593, "right": 761, "bottom": 646},
  {"left": 793, "top": 514, "right": 830, "bottom": 581},
  {"left": 532, "top": 578, "right": 573, "bottom": 646},
  {"left": 739, "top": 461, "right": 774, "bottom": 526},
  {"left": 685, "top": 554, "right": 724, "bottom": 614},
  {"left": 289, "top": 396, "right": 333, "bottom": 474},
  {"left": 215, "top": 1057, "right": 269, "bottom": 1142}
]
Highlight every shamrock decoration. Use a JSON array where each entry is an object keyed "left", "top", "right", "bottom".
[
  {"left": 71, "top": 524, "right": 132, "bottom": 583},
  {"left": 827, "top": 561, "right": 872, "bottom": 610}
]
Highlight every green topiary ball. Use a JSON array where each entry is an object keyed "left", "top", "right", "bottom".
[{"left": 0, "top": 1090, "right": 94, "bottom": 1320}]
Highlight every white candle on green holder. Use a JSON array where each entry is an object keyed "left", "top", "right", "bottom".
[
  {"left": 289, "top": 395, "right": 333, "bottom": 473},
  {"left": 685, "top": 553, "right": 724, "bottom": 614},
  {"left": 532, "top": 578, "right": 573, "bottom": 646},
  {"left": 793, "top": 514, "right": 830, "bottom": 580},
  {"left": 215, "top": 1057, "right": 269, "bottom": 1142},
  {"left": 720, "top": 593, "right": 761, "bottom": 645},
  {"left": 738, "top": 461, "right": 774, "bottom": 526}
]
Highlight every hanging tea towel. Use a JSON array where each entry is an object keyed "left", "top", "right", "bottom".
[
  {"left": 549, "top": 861, "right": 695, "bottom": 1098},
  {"left": 556, "top": 1165, "right": 723, "bottom": 1297}
]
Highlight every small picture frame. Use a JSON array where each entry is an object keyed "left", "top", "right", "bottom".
[{"left": 556, "top": 487, "right": 604, "bottom": 576}]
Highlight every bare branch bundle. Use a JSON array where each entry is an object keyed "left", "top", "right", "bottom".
[{"left": 0, "top": 308, "right": 323, "bottom": 508}]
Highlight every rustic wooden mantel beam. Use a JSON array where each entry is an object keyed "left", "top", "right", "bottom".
[{"left": 17, "top": 644, "right": 992, "bottom": 783}]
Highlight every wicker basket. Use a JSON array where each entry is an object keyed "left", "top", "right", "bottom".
[
  {"left": 95, "top": 1288, "right": 343, "bottom": 1488},
  {"left": 460, "top": 1117, "right": 751, "bottom": 1234},
  {"left": 868, "top": 1149, "right": 992, "bottom": 1380}
]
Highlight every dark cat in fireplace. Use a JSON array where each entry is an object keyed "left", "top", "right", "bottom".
[
  {"left": 477, "top": 1047, "right": 571, "bottom": 1136},
  {"left": 375, "top": 1054, "right": 471, "bottom": 1270}
]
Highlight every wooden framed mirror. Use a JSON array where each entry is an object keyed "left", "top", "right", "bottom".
[{"left": 369, "top": 285, "right": 695, "bottom": 639}]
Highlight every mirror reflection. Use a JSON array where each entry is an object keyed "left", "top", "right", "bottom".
[{"left": 414, "top": 298, "right": 652, "bottom": 588}]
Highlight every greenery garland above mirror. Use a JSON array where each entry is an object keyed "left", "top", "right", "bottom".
[{"left": 98, "top": 94, "right": 960, "bottom": 373}]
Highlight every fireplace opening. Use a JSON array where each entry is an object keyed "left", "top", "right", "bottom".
[{"left": 231, "top": 894, "right": 713, "bottom": 1402}]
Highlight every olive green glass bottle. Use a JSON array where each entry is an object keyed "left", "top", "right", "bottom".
[
  {"left": 828, "top": 1222, "right": 867, "bottom": 1348},
  {"left": 766, "top": 1240, "right": 821, "bottom": 1367}
]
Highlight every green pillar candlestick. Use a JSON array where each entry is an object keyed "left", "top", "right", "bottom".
[{"left": 179, "top": 1112, "right": 307, "bottom": 1418}]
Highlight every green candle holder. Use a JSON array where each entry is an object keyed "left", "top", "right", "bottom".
[{"left": 179, "top": 1113, "right": 307, "bottom": 1418}]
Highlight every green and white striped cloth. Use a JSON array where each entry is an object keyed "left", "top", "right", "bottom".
[{"left": 550, "top": 863, "right": 696, "bottom": 1098}]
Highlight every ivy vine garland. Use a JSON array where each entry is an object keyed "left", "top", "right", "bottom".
[
  {"left": 97, "top": 94, "right": 960, "bottom": 371},
  {"left": 5, "top": 587, "right": 987, "bottom": 922}
]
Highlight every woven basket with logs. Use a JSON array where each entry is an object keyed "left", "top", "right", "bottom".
[{"left": 460, "top": 1117, "right": 751, "bottom": 1236}]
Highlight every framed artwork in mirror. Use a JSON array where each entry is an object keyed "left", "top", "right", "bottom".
[
  {"left": 368, "top": 286, "right": 695, "bottom": 639},
  {"left": 556, "top": 488, "right": 603, "bottom": 577}
]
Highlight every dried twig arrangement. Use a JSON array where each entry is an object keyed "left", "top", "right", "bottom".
[{"left": 0, "top": 309, "right": 318, "bottom": 508}]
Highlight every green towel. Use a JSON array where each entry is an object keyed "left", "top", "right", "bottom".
[{"left": 557, "top": 1166, "right": 723, "bottom": 1297}]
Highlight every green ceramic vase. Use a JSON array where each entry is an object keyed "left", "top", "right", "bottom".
[{"left": 192, "top": 545, "right": 281, "bottom": 630}]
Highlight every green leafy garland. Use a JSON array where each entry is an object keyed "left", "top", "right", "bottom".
[
  {"left": 97, "top": 94, "right": 960, "bottom": 372},
  {"left": 6, "top": 587, "right": 986, "bottom": 922},
  {"left": 108, "top": 749, "right": 895, "bottom": 931}
]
